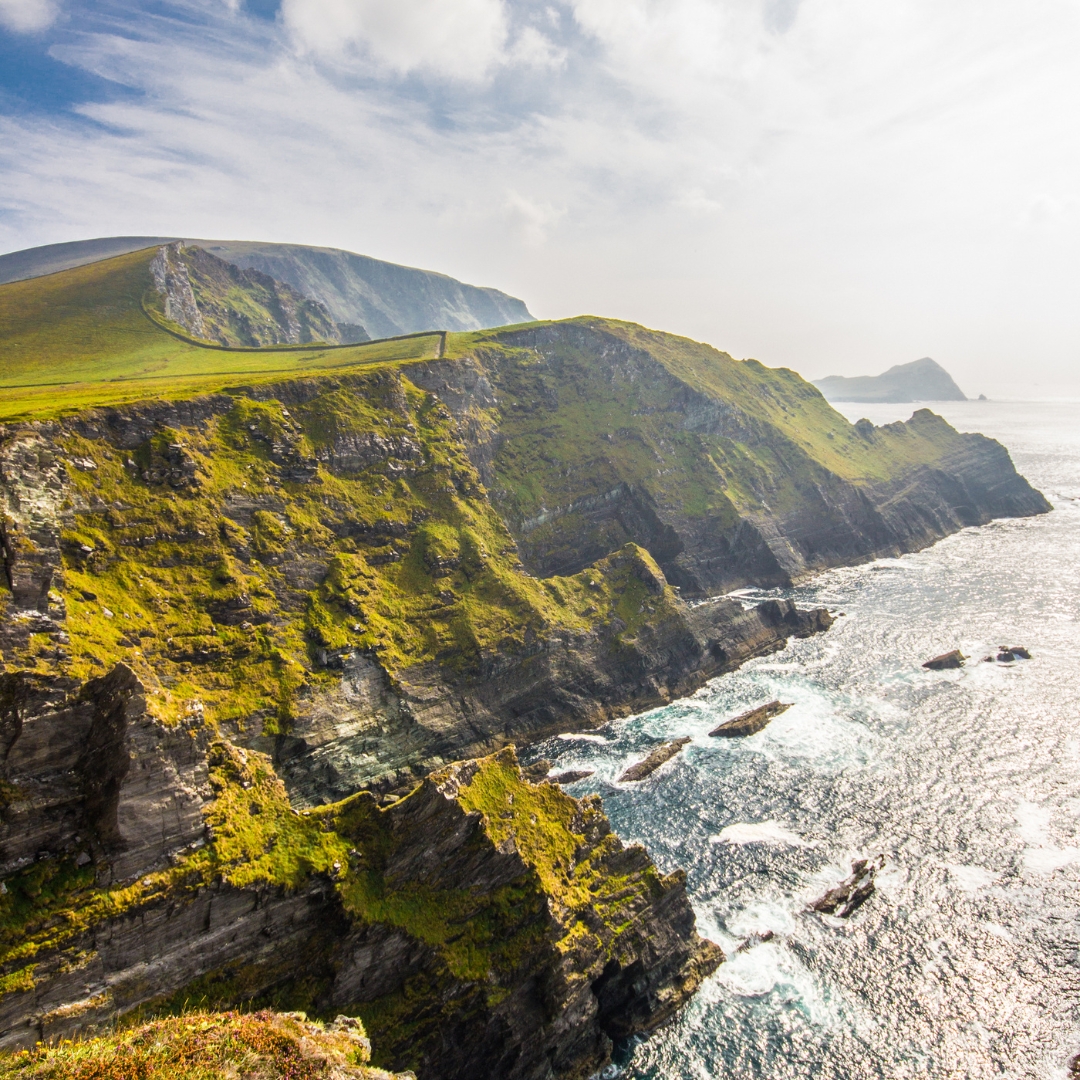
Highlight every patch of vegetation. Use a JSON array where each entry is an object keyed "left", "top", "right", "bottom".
[{"left": 0, "top": 1010, "right": 406, "bottom": 1080}]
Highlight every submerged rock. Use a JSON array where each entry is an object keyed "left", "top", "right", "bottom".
[
  {"left": 922, "top": 650, "right": 966, "bottom": 670},
  {"left": 996, "top": 645, "right": 1031, "bottom": 661},
  {"left": 618, "top": 737, "right": 692, "bottom": 783},
  {"left": 810, "top": 854, "right": 886, "bottom": 918},
  {"left": 709, "top": 700, "right": 792, "bottom": 737}
]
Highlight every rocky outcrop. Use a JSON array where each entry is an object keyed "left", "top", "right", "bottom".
[
  {"left": 150, "top": 243, "right": 344, "bottom": 347},
  {"left": 0, "top": 735, "right": 720, "bottom": 1080},
  {"left": 0, "top": 663, "right": 210, "bottom": 882},
  {"left": 618, "top": 738, "right": 691, "bottom": 783},
  {"left": 922, "top": 650, "right": 965, "bottom": 671},
  {"left": 709, "top": 699, "right": 792, "bottom": 737},
  {"left": 810, "top": 855, "right": 885, "bottom": 919}
]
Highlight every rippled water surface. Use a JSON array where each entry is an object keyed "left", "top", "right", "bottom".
[{"left": 529, "top": 401, "right": 1080, "bottom": 1079}]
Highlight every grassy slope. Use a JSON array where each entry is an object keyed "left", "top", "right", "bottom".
[
  {"left": 3, "top": 374, "right": 674, "bottom": 732},
  {"left": 0, "top": 249, "right": 441, "bottom": 421},
  {"left": 0, "top": 1009, "right": 404, "bottom": 1079}
]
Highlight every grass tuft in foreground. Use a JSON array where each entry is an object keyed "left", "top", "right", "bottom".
[{"left": 0, "top": 1009, "right": 412, "bottom": 1079}]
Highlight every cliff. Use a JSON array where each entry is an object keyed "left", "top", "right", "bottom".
[
  {"left": 149, "top": 243, "right": 351, "bottom": 347},
  {"left": 427, "top": 321, "right": 1046, "bottom": 593},
  {"left": 813, "top": 356, "right": 967, "bottom": 403},
  {"left": 0, "top": 709, "right": 719, "bottom": 1078},
  {"left": 0, "top": 274, "right": 1051, "bottom": 1074}
]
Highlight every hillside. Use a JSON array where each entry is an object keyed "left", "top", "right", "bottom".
[
  {"left": 0, "top": 256, "right": 1050, "bottom": 1078},
  {"left": 151, "top": 242, "right": 353, "bottom": 347},
  {"left": 0, "top": 236, "right": 534, "bottom": 337},
  {"left": 813, "top": 356, "right": 967, "bottom": 402},
  {"left": 0, "top": 246, "right": 445, "bottom": 419}
]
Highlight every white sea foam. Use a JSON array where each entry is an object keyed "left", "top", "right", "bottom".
[
  {"left": 557, "top": 732, "right": 608, "bottom": 744},
  {"left": 945, "top": 864, "right": 997, "bottom": 894},
  {"left": 710, "top": 821, "right": 808, "bottom": 847},
  {"left": 1023, "top": 846, "right": 1080, "bottom": 874}
]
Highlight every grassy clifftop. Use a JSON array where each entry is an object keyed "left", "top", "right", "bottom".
[{"left": 0, "top": 248, "right": 443, "bottom": 419}]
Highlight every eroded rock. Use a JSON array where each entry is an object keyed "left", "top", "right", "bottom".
[
  {"left": 923, "top": 650, "right": 965, "bottom": 670},
  {"left": 709, "top": 699, "right": 792, "bottom": 737},
  {"left": 618, "top": 737, "right": 691, "bottom": 783},
  {"left": 810, "top": 854, "right": 885, "bottom": 918}
]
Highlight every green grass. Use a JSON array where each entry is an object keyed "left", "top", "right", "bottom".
[
  {"left": 0, "top": 1010, "right": 398, "bottom": 1079},
  {"left": 0, "top": 248, "right": 442, "bottom": 421}
]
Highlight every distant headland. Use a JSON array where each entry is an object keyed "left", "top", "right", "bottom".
[{"left": 813, "top": 356, "right": 966, "bottom": 403}]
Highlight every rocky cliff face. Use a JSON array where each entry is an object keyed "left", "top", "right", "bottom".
[
  {"left": 0, "top": 370, "right": 834, "bottom": 804},
  {"left": 150, "top": 243, "right": 346, "bottom": 347},
  {"left": 0, "top": 726, "right": 720, "bottom": 1080},
  {"left": 0, "top": 315, "right": 1050, "bottom": 1074},
  {"left": 420, "top": 320, "right": 1049, "bottom": 594}
]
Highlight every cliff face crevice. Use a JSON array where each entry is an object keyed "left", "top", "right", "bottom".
[{"left": 0, "top": 663, "right": 210, "bottom": 881}]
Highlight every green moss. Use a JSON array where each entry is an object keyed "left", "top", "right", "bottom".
[{"left": 0, "top": 964, "right": 35, "bottom": 1001}]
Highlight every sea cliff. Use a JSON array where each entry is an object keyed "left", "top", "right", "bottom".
[{"left": 0, "top": 308, "right": 1049, "bottom": 1075}]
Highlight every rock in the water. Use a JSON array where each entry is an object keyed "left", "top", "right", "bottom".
[
  {"left": 1005, "top": 645, "right": 1031, "bottom": 659},
  {"left": 922, "top": 649, "right": 966, "bottom": 670},
  {"left": 735, "top": 929, "right": 775, "bottom": 954},
  {"left": 709, "top": 700, "right": 792, "bottom": 737},
  {"left": 548, "top": 769, "right": 595, "bottom": 785},
  {"left": 810, "top": 854, "right": 885, "bottom": 918},
  {"left": 618, "top": 737, "right": 692, "bottom": 783}
]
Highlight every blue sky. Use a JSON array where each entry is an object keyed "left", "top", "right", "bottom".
[{"left": 2, "top": 0, "right": 1079, "bottom": 396}]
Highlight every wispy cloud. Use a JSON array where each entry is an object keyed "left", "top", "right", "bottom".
[{"left": 2, "top": 0, "right": 1080, "bottom": 395}]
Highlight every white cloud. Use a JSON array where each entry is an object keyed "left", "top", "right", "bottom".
[
  {"left": 509, "top": 26, "right": 565, "bottom": 70},
  {"left": 504, "top": 190, "right": 565, "bottom": 245},
  {"left": 280, "top": 0, "right": 510, "bottom": 81},
  {"left": 0, "top": 0, "right": 59, "bottom": 33},
  {"left": 3, "top": 0, "right": 1080, "bottom": 397}
]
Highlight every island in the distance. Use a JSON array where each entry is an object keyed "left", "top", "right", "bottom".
[{"left": 813, "top": 356, "right": 967, "bottom": 403}]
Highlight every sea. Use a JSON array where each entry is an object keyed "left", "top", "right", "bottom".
[{"left": 527, "top": 400, "right": 1080, "bottom": 1080}]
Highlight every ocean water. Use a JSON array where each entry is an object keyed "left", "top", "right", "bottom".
[{"left": 528, "top": 400, "right": 1080, "bottom": 1080}]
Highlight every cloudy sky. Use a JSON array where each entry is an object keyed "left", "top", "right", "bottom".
[{"left": 2, "top": 0, "right": 1078, "bottom": 396}]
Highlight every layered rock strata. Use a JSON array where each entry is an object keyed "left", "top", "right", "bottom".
[{"left": 0, "top": 722, "right": 720, "bottom": 1080}]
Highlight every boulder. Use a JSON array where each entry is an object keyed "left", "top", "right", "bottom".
[
  {"left": 810, "top": 854, "right": 885, "bottom": 918},
  {"left": 709, "top": 700, "right": 792, "bottom": 738},
  {"left": 922, "top": 650, "right": 965, "bottom": 670}
]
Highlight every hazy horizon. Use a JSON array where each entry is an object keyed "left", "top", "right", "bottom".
[{"left": 2, "top": 0, "right": 1078, "bottom": 399}]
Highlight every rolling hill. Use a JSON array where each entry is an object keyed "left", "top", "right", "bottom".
[{"left": 0, "top": 235, "right": 534, "bottom": 338}]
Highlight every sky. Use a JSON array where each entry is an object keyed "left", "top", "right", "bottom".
[{"left": 1, "top": 0, "right": 1079, "bottom": 397}]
